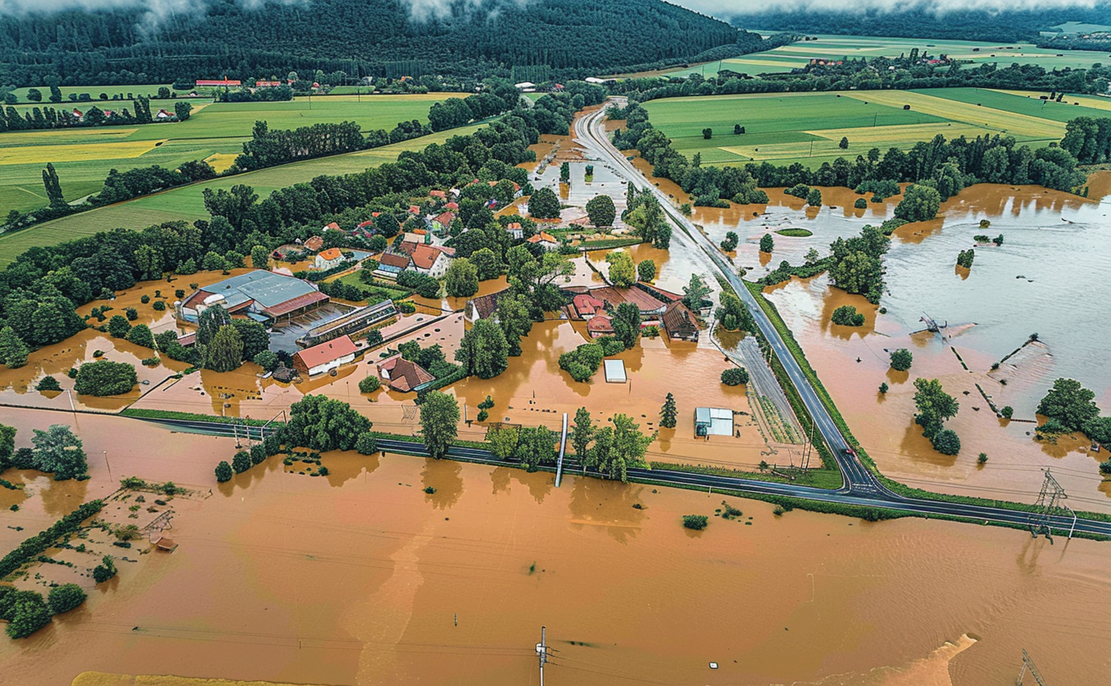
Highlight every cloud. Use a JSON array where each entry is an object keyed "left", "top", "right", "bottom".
[
  {"left": 674, "top": 0, "right": 1101, "bottom": 16},
  {"left": 0, "top": 0, "right": 302, "bottom": 32}
]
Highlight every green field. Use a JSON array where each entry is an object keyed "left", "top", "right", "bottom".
[
  {"left": 10, "top": 84, "right": 179, "bottom": 102},
  {"left": 656, "top": 34, "right": 1110, "bottom": 79},
  {"left": 642, "top": 88, "right": 1079, "bottom": 168},
  {"left": 0, "top": 94, "right": 445, "bottom": 215},
  {"left": 0, "top": 123, "right": 483, "bottom": 267}
]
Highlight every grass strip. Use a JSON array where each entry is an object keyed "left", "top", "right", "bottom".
[
  {"left": 649, "top": 461, "right": 842, "bottom": 489},
  {"left": 0, "top": 500, "right": 104, "bottom": 579},
  {"left": 121, "top": 408, "right": 274, "bottom": 427}
]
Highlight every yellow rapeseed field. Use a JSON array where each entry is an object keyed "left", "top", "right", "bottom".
[
  {"left": 0, "top": 139, "right": 163, "bottom": 166},
  {"left": 840, "top": 91, "right": 1066, "bottom": 138},
  {"left": 990, "top": 89, "right": 1111, "bottom": 113}
]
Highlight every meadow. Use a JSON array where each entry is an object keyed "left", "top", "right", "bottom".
[
  {"left": 641, "top": 88, "right": 1093, "bottom": 168},
  {"left": 653, "top": 34, "right": 1111, "bottom": 79},
  {"left": 0, "top": 93, "right": 445, "bottom": 215},
  {"left": 0, "top": 123, "right": 483, "bottom": 266}
]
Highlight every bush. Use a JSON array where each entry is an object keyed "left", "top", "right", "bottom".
[
  {"left": 682, "top": 515, "right": 708, "bottom": 530},
  {"left": 35, "top": 376, "right": 61, "bottom": 392},
  {"left": 785, "top": 184, "right": 810, "bottom": 199},
  {"left": 48, "top": 584, "right": 86, "bottom": 614},
  {"left": 214, "top": 460, "right": 233, "bottom": 482},
  {"left": 890, "top": 348, "right": 913, "bottom": 372},
  {"left": 721, "top": 368, "right": 749, "bottom": 386},
  {"left": 1000, "top": 405, "right": 1013, "bottom": 419},
  {"left": 124, "top": 307, "right": 139, "bottom": 321},
  {"left": 232, "top": 451, "right": 251, "bottom": 473},
  {"left": 831, "top": 305, "right": 864, "bottom": 327},
  {"left": 153, "top": 300, "right": 167, "bottom": 312},
  {"left": 1100, "top": 460, "right": 1111, "bottom": 475},
  {"left": 253, "top": 350, "right": 279, "bottom": 371},
  {"left": 250, "top": 444, "right": 266, "bottom": 465},
  {"left": 107, "top": 315, "right": 131, "bottom": 338},
  {"left": 4, "top": 591, "right": 51, "bottom": 639},
  {"left": 92, "top": 556, "right": 117, "bottom": 583},
  {"left": 879, "top": 382, "right": 889, "bottom": 394},
  {"left": 355, "top": 433, "right": 378, "bottom": 455},
  {"left": 359, "top": 375, "right": 381, "bottom": 393},
  {"left": 854, "top": 197, "right": 867, "bottom": 209},
  {"left": 74, "top": 360, "right": 138, "bottom": 396},
  {"left": 140, "top": 294, "right": 151, "bottom": 304},
  {"left": 977, "top": 452, "right": 988, "bottom": 465},
  {"left": 931, "top": 429, "right": 961, "bottom": 455}
]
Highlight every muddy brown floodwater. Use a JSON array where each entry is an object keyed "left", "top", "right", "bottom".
[{"left": 0, "top": 410, "right": 1107, "bottom": 686}]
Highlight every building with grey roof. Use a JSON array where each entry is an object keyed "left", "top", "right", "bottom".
[{"left": 177, "top": 270, "right": 329, "bottom": 323}]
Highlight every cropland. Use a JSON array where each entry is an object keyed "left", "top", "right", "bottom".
[
  {"left": 642, "top": 88, "right": 1109, "bottom": 168},
  {"left": 655, "top": 34, "right": 1111, "bottom": 78},
  {"left": 0, "top": 94, "right": 444, "bottom": 216}
]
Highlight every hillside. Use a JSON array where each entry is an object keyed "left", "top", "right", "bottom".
[{"left": 0, "top": 0, "right": 761, "bottom": 86}]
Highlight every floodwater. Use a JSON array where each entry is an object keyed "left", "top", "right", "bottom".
[{"left": 0, "top": 409, "right": 1107, "bottom": 686}]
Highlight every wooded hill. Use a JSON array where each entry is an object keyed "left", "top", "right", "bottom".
[{"left": 0, "top": 0, "right": 761, "bottom": 86}]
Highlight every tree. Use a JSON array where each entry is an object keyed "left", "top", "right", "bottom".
[
  {"left": 359, "top": 375, "right": 381, "bottom": 393},
  {"left": 26, "top": 88, "right": 42, "bottom": 102},
  {"left": 831, "top": 305, "right": 864, "bottom": 326},
  {"left": 174, "top": 101, "right": 192, "bottom": 121},
  {"left": 515, "top": 425, "right": 557, "bottom": 471},
  {"left": 419, "top": 391, "right": 459, "bottom": 460},
  {"left": 682, "top": 274, "right": 710, "bottom": 310},
  {"left": 806, "top": 188, "right": 822, "bottom": 207},
  {"left": 253, "top": 350, "right": 279, "bottom": 371},
  {"left": 890, "top": 348, "right": 913, "bottom": 371},
  {"left": 496, "top": 293, "right": 533, "bottom": 356},
  {"left": 560, "top": 161, "right": 570, "bottom": 183},
  {"left": 196, "top": 304, "right": 231, "bottom": 348},
  {"left": 894, "top": 184, "right": 941, "bottom": 222},
  {"left": 805, "top": 248, "right": 821, "bottom": 265},
  {"left": 0, "top": 423, "right": 14, "bottom": 468},
  {"left": 585, "top": 414, "right": 653, "bottom": 483},
  {"left": 107, "top": 315, "right": 132, "bottom": 338},
  {"left": 48, "top": 584, "right": 87, "bottom": 614},
  {"left": 471, "top": 247, "right": 501, "bottom": 280},
  {"left": 356, "top": 433, "right": 378, "bottom": 455},
  {"left": 1037, "top": 378, "right": 1100, "bottom": 432},
  {"left": 839, "top": 136, "right": 849, "bottom": 149},
  {"left": 5, "top": 591, "right": 51, "bottom": 639},
  {"left": 759, "top": 233, "right": 774, "bottom": 253},
  {"left": 93, "top": 556, "right": 117, "bottom": 583},
  {"left": 585, "top": 194, "right": 616, "bottom": 227},
  {"left": 230, "top": 320, "right": 269, "bottom": 361},
  {"left": 1001, "top": 406, "right": 1014, "bottom": 420},
  {"left": 0, "top": 327, "right": 29, "bottom": 368},
  {"left": 932, "top": 429, "right": 961, "bottom": 455},
  {"left": 571, "top": 407, "right": 594, "bottom": 461},
  {"left": 125, "top": 324, "right": 155, "bottom": 349},
  {"left": 31, "top": 424, "right": 87, "bottom": 480},
  {"left": 42, "top": 162, "right": 65, "bottom": 207},
  {"left": 611, "top": 302, "right": 641, "bottom": 350},
  {"left": 455, "top": 318, "right": 509, "bottom": 378},
  {"left": 215, "top": 460, "right": 233, "bottom": 482},
  {"left": 486, "top": 426, "right": 520, "bottom": 461},
  {"left": 879, "top": 382, "right": 889, "bottom": 394},
  {"left": 374, "top": 212, "right": 401, "bottom": 238},
  {"left": 74, "top": 360, "right": 137, "bottom": 397},
  {"left": 250, "top": 245, "right": 270, "bottom": 269},
  {"left": 285, "top": 395, "right": 371, "bottom": 452},
  {"left": 913, "top": 377, "right": 959, "bottom": 441},
  {"left": 444, "top": 258, "right": 480, "bottom": 297},
  {"left": 637, "top": 260, "right": 656, "bottom": 282},
  {"left": 232, "top": 450, "right": 251, "bottom": 473},
  {"left": 733, "top": 124, "right": 742, "bottom": 134},
  {"left": 606, "top": 250, "right": 636, "bottom": 288},
  {"left": 528, "top": 187, "right": 561, "bottom": 219},
  {"left": 702, "top": 127, "right": 712, "bottom": 139},
  {"left": 721, "top": 368, "right": 749, "bottom": 386},
  {"left": 206, "top": 325, "right": 244, "bottom": 372},
  {"left": 660, "top": 393, "right": 677, "bottom": 429}
]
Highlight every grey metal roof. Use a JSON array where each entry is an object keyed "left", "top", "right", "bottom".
[{"left": 203, "top": 270, "right": 318, "bottom": 309}]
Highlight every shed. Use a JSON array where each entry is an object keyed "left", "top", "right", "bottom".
[
  {"left": 603, "top": 359, "right": 627, "bottom": 383},
  {"left": 694, "top": 407, "right": 733, "bottom": 437},
  {"left": 154, "top": 537, "right": 178, "bottom": 552},
  {"left": 292, "top": 335, "right": 359, "bottom": 377}
]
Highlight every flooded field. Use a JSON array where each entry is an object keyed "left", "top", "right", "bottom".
[{"left": 0, "top": 410, "right": 1107, "bottom": 686}]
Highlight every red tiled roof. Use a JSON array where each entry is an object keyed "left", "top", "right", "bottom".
[
  {"left": 586, "top": 315, "right": 613, "bottom": 334},
  {"left": 303, "top": 236, "right": 324, "bottom": 252},
  {"left": 411, "top": 244, "right": 444, "bottom": 270},
  {"left": 261, "top": 290, "right": 329, "bottom": 317},
  {"left": 430, "top": 190, "right": 447, "bottom": 198},
  {"left": 196, "top": 79, "right": 241, "bottom": 86},
  {"left": 433, "top": 211, "right": 455, "bottom": 226},
  {"left": 293, "top": 335, "right": 357, "bottom": 370},
  {"left": 445, "top": 202, "right": 459, "bottom": 210},
  {"left": 378, "top": 355, "right": 434, "bottom": 392},
  {"left": 323, "top": 222, "right": 340, "bottom": 231},
  {"left": 379, "top": 253, "right": 411, "bottom": 269},
  {"left": 592, "top": 286, "right": 665, "bottom": 313},
  {"left": 408, "top": 205, "right": 421, "bottom": 214},
  {"left": 317, "top": 247, "right": 343, "bottom": 262},
  {"left": 395, "top": 241, "right": 418, "bottom": 256},
  {"left": 573, "top": 294, "right": 606, "bottom": 318},
  {"left": 527, "top": 231, "right": 558, "bottom": 244},
  {"left": 357, "top": 220, "right": 375, "bottom": 229}
]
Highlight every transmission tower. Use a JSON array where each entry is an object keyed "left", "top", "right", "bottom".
[
  {"left": 1028, "top": 469, "right": 1069, "bottom": 541},
  {"left": 1016, "top": 649, "right": 1047, "bottom": 685}
]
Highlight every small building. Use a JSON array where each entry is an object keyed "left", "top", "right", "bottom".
[
  {"left": 376, "top": 252, "right": 411, "bottom": 279},
  {"left": 314, "top": 247, "right": 345, "bottom": 271},
  {"left": 466, "top": 289, "right": 509, "bottom": 323},
  {"left": 430, "top": 190, "right": 447, "bottom": 199},
  {"left": 586, "top": 315, "right": 614, "bottom": 338},
  {"left": 196, "top": 79, "right": 242, "bottom": 87},
  {"left": 322, "top": 221, "right": 341, "bottom": 232},
  {"left": 378, "top": 355, "right": 435, "bottom": 392},
  {"left": 527, "top": 231, "right": 559, "bottom": 251},
  {"left": 572, "top": 294, "right": 606, "bottom": 319},
  {"left": 156, "top": 108, "right": 173, "bottom": 120},
  {"left": 430, "top": 211, "right": 455, "bottom": 233},
  {"left": 514, "top": 81, "right": 537, "bottom": 92},
  {"left": 694, "top": 408, "right": 733, "bottom": 437},
  {"left": 412, "top": 243, "right": 450, "bottom": 277},
  {"left": 255, "top": 80, "right": 283, "bottom": 87},
  {"left": 303, "top": 235, "right": 325, "bottom": 253},
  {"left": 292, "top": 335, "right": 359, "bottom": 377},
  {"left": 603, "top": 359, "right": 627, "bottom": 383},
  {"left": 661, "top": 301, "right": 699, "bottom": 341},
  {"left": 154, "top": 537, "right": 178, "bottom": 552},
  {"left": 506, "top": 222, "right": 524, "bottom": 240},
  {"left": 585, "top": 77, "right": 616, "bottom": 85}
]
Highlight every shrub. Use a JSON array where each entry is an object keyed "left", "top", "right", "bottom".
[
  {"left": 114, "top": 524, "right": 140, "bottom": 541},
  {"left": 107, "top": 315, "right": 131, "bottom": 338},
  {"left": 4, "top": 591, "right": 51, "bottom": 639},
  {"left": 854, "top": 197, "right": 867, "bottom": 209},
  {"left": 153, "top": 300, "right": 167, "bottom": 312},
  {"left": 879, "top": 382, "right": 889, "bottom": 394},
  {"left": 478, "top": 395, "right": 495, "bottom": 409},
  {"left": 931, "top": 429, "right": 961, "bottom": 455},
  {"left": 124, "top": 307, "right": 138, "bottom": 321},
  {"left": 721, "top": 368, "right": 749, "bottom": 386},
  {"left": 250, "top": 444, "right": 266, "bottom": 466},
  {"left": 1100, "top": 460, "right": 1111, "bottom": 475},
  {"left": 140, "top": 294, "right": 150, "bottom": 304},
  {"left": 477, "top": 409, "right": 489, "bottom": 422},
  {"left": 253, "top": 350, "right": 279, "bottom": 371},
  {"left": 231, "top": 451, "right": 251, "bottom": 473},
  {"left": 682, "top": 515, "right": 708, "bottom": 530},
  {"left": 355, "top": 433, "right": 378, "bottom": 455},
  {"left": 890, "top": 348, "right": 913, "bottom": 372},
  {"left": 48, "top": 584, "right": 87, "bottom": 614},
  {"left": 1000, "top": 406, "right": 1013, "bottom": 419},
  {"left": 74, "top": 360, "right": 138, "bottom": 396},
  {"left": 92, "top": 556, "right": 117, "bottom": 583},
  {"left": 35, "top": 376, "right": 62, "bottom": 392},
  {"left": 831, "top": 305, "right": 864, "bottom": 327},
  {"left": 215, "top": 461, "right": 233, "bottom": 482},
  {"left": 359, "top": 375, "right": 381, "bottom": 393},
  {"left": 977, "top": 452, "right": 988, "bottom": 465}
]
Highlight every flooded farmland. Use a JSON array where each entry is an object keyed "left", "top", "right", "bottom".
[{"left": 0, "top": 409, "right": 1107, "bottom": 686}]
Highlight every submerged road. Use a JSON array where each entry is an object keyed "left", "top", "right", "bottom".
[{"left": 569, "top": 101, "right": 1111, "bottom": 538}]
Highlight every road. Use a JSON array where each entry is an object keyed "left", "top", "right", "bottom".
[{"left": 569, "top": 101, "right": 1110, "bottom": 539}]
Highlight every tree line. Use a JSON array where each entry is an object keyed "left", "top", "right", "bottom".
[{"left": 0, "top": 97, "right": 194, "bottom": 133}]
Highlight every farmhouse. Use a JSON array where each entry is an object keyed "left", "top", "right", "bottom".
[
  {"left": 177, "top": 270, "right": 328, "bottom": 323},
  {"left": 526, "top": 231, "right": 559, "bottom": 251},
  {"left": 590, "top": 285, "right": 669, "bottom": 318},
  {"left": 292, "top": 335, "right": 359, "bottom": 377},
  {"left": 314, "top": 247, "right": 345, "bottom": 271},
  {"left": 465, "top": 288, "right": 509, "bottom": 323},
  {"left": 303, "top": 235, "right": 325, "bottom": 253},
  {"left": 661, "top": 300, "right": 699, "bottom": 341},
  {"left": 196, "top": 79, "right": 242, "bottom": 87},
  {"left": 412, "top": 244, "right": 451, "bottom": 277},
  {"left": 377, "top": 355, "right": 435, "bottom": 392},
  {"left": 156, "top": 109, "right": 173, "bottom": 120},
  {"left": 376, "top": 252, "right": 411, "bottom": 279}
]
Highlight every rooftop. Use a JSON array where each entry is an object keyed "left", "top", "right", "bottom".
[
  {"left": 318, "top": 247, "right": 343, "bottom": 262},
  {"left": 294, "top": 335, "right": 358, "bottom": 369},
  {"left": 194, "top": 270, "right": 324, "bottom": 314}
]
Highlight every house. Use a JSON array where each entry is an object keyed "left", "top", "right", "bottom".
[
  {"left": 445, "top": 201, "right": 459, "bottom": 211},
  {"left": 395, "top": 240, "right": 419, "bottom": 256},
  {"left": 375, "top": 252, "right": 411, "bottom": 279},
  {"left": 526, "top": 231, "right": 559, "bottom": 251},
  {"left": 585, "top": 77, "right": 616, "bottom": 85},
  {"left": 590, "top": 285, "right": 668, "bottom": 318},
  {"left": 156, "top": 109, "right": 173, "bottom": 120},
  {"left": 411, "top": 243, "right": 451, "bottom": 277},
  {"left": 431, "top": 211, "right": 455, "bottom": 233},
  {"left": 408, "top": 205, "right": 421, "bottom": 215},
  {"left": 572, "top": 294, "right": 606, "bottom": 319},
  {"left": 196, "top": 79, "right": 242, "bottom": 87},
  {"left": 430, "top": 190, "right": 447, "bottom": 199},
  {"left": 586, "top": 315, "right": 614, "bottom": 338},
  {"left": 303, "top": 236, "right": 324, "bottom": 252},
  {"left": 661, "top": 301, "right": 699, "bottom": 341},
  {"left": 314, "top": 247, "right": 345, "bottom": 271},
  {"left": 506, "top": 222, "right": 524, "bottom": 240},
  {"left": 695, "top": 408, "right": 734, "bottom": 437},
  {"left": 514, "top": 81, "right": 537, "bottom": 92},
  {"left": 322, "top": 221, "right": 341, "bottom": 232},
  {"left": 465, "top": 289, "right": 509, "bottom": 323},
  {"left": 177, "top": 270, "right": 328, "bottom": 323},
  {"left": 377, "top": 355, "right": 435, "bottom": 392},
  {"left": 71, "top": 108, "right": 83, "bottom": 120},
  {"left": 255, "top": 80, "right": 283, "bottom": 87},
  {"left": 292, "top": 335, "right": 359, "bottom": 377}
]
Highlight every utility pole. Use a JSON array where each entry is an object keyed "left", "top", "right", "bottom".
[
  {"left": 1016, "top": 649, "right": 1047, "bottom": 685},
  {"left": 555, "top": 413, "right": 568, "bottom": 488},
  {"left": 1029, "top": 469, "right": 1068, "bottom": 542},
  {"left": 536, "top": 626, "right": 549, "bottom": 686}
]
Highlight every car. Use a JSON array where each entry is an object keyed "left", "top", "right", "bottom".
[{"left": 841, "top": 447, "right": 856, "bottom": 457}]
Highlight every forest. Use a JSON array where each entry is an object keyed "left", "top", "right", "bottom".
[
  {"left": 0, "top": 0, "right": 763, "bottom": 86},
  {"left": 731, "top": 6, "right": 1111, "bottom": 43}
]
